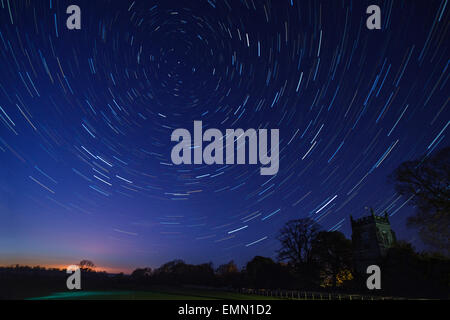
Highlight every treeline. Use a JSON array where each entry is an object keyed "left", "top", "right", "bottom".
[
  {"left": 130, "top": 256, "right": 294, "bottom": 289},
  {"left": 2, "top": 215, "right": 449, "bottom": 299},
  {"left": 0, "top": 238, "right": 448, "bottom": 299},
  {"left": 127, "top": 236, "right": 448, "bottom": 298}
]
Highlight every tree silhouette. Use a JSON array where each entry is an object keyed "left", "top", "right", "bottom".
[
  {"left": 131, "top": 267, "right": 152, "bottom": 279},
  {"left": 245, "top": 256, "right": 293, "bottom": 289},
  {"left": 311, "top": 231, "right": 353, "bottom": 288},
  {"left": 390, "top": 147, "right": 450, "bottom": 255},
  {"left": 216, "top": 261, "right": 240, "bottom": 287},
  {"left": 79, "top": 260, "right": 95, "bottom": 271},
  {"left": 277, "top": 218, "right": 322, "bottom": 271},
  {"left": 216, "top": 261, "right": 238, "bottom": 276}
]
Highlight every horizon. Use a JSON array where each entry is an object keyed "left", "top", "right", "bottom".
[{"left": 0, "top": 211, "right": 425, "bottom": 275}]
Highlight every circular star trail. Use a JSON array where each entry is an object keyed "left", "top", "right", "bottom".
[{"left": 0, "top": 0, "right": 448, "bottom": 270}]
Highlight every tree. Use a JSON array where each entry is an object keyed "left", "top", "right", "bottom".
[
  {"left": 216, "top": 261, "right": 240, "bottom": 287},
  {"left": 131, "top": 267, "right": 152, "bottom": 279},
  {"left": 245, "top": 256, "right": 293, "bottom": 289},
  {"left": 390, "top": 147, "right": 450, "bottom": 255},
  {"left": 152, "top": 260, "right": 215, "bottom": 286},
  {"left": 277, "top": 218, "right": 322, "bottom": 272},
  {"left": 216, "top": 261, "right": 239, "bottom": 276},
  {"left": 311, "top": 231, "right": 353, "bottom": 288},
  {"left": 380, "top": 241, "right": 448, "bottom": 298},
  {"left": 79, "top": 260, "right": 95, "bottom": 271},
  {"left": 154, "top": 259, "right": 184, "bottom": 275}
]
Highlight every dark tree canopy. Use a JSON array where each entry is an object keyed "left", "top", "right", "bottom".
[
  {"left": 151, "top": 260, "right": 215, "bottom": 286},
  {"left": 245, "top": 256, "right": 294, "bottom": 289},
  {"left": 277, "top": 218, "right": 322, "bottom": 269},
  {"left": 390, "top": 147, "right": 450, "bottom": 255},
  {"left": 131, "top": 267, "right": 152, "bottom": 279},
  {"left": 216, "top": 261, "right": 238, "bottom": 276},
  {"left": 311, "top": 231, "right": 353, "bottom": 288},
  {"left": 246, "top": 256, "right": 278, "bottom": 281}
]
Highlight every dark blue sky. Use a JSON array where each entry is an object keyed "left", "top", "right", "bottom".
[{"left": 0, "top": 0, "right": 448, "bottom": 273}]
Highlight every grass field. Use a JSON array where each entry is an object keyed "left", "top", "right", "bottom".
[{"left": 28, "top": 287, "right": 280, "bottom": 300}]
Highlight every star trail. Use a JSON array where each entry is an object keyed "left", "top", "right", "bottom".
[{"left": 0, "top": 0, "right": 448, "bottom": 272}]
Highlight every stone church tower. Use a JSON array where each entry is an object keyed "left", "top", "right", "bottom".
[{"left": 350, "top": 209, "right": 396, "bottom": 274}]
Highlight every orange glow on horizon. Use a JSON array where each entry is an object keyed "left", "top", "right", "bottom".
[{"left": 0, "top": 261, "right": 134, "bottom": 275}]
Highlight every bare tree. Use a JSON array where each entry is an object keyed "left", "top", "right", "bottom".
[
  {"left": 277, "top": 218, "right": 322, "bottom": 270},
  {"left": 79, "top": 260, "right": 95, "bottom": 271}
]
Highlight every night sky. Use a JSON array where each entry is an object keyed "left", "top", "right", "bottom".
[{"left": 0, "top": 0, "right": 448, "bottom": 273}]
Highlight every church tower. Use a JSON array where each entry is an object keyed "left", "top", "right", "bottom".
[{"left": 350, "top": 209, "right": 396, "bottom": 274}]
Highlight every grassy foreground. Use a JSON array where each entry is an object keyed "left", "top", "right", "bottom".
[{"left": 28, "top": 287, "right": 280, "bottom": 300}]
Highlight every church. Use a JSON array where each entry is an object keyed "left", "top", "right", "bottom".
[{"left": 350, "top": 209, "right": 397, "bottom": 274}]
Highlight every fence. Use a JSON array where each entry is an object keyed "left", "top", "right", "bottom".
[{"left": 234, "top": 288, "right": 395, "bottom": 300}]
